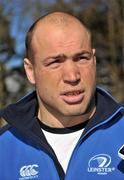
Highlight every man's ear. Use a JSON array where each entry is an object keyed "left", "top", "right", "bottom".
[
  {"left": 92, "top": 48, "right": 96, "bottom": 63},
  {"left": 24, "top": 58, "right": 35, "bottom": 84},
  {"left": 92, "top": 48, "right": 96, "bottom": 56}
]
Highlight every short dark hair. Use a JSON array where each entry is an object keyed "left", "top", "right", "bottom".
[{"left": 25, "top": 16, "right": 42, "bottom": 61}]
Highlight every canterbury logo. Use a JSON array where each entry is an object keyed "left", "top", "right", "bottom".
[{"left": 20, "top": 164, "right": 39, "bottom": 177}]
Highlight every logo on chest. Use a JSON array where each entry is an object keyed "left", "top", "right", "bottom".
[
  {"left": 19, "top": 164, "right": 39, "bottom": 179},
  {"left": 87, "top": 154, "right": 115, "bottom": 175}
]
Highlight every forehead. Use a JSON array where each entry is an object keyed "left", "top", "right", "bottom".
[{"left": 31, "top": 21, "right": 91, "bottom": 58}]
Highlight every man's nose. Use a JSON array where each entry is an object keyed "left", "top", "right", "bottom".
[{"left": 62, "top": 60, "right": 80, "bottom": 85}]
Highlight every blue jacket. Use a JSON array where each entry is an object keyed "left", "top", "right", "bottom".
[{"left": 0, "top": 87, "right": 124, "bottom": 180}]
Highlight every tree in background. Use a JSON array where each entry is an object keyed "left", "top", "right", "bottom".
[
  {"left": 0, "top": 6, "right": 15, "bottom": 108},
  {"left": 106, "top": 0, "right": 124, "bottom": 101},
  {"left": 0, "top": 0, "right": 123, "bottom": 108},
  {"left": 0, "top": 3, "right": 31, "bottom": 108}
]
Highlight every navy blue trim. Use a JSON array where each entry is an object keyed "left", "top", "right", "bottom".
[
  {"left": 96, "top": 86, "right": 118, "bottom": 102},
  {"left": 0, "top": 124, "right": 11, "bottom": 135},
  {"left": 29, "top": 118, "right": 65, "bottom": 179},
  {"left": 82, "top": 107, "right": 124, "bottom": 141},
  {"left": 82, "top": 87, "right": 123, "bottom": 134}
]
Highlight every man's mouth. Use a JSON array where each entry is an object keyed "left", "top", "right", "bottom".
[
  {"left": 61, "top": 90, "right": 84, "bottom": 104},
  {"left": 64, "top": 90, "right": 82, "bottom": 96}
]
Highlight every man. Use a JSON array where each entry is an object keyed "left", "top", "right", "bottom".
[{"left": 0, "top": 12, "right": 124, "bottom": 180}]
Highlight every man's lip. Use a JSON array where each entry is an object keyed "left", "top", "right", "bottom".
[
  {"left": 61, "top": 90, "right": 84, "bottom": 95},
  {"left": 60, "top": 90, "right": 84, "bottom": 104}
]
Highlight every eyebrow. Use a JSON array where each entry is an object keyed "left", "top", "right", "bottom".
[
  {"left": 74, "top": 50, "right": 92, "bottom": 57},
  {"left": 43, "top": 54, "right": 66, "bottom": 61},
  {"left": 43, "top": 50, "right": 92, "bottom": 62}
]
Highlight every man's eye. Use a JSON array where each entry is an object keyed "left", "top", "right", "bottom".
[
  {"left": 46, "top": 59, "right": 61, "bottom": 68},
  {"left": 47, "top": 59, "right": 61, "bottom": 66},
  {"left": 75, "top": 55, "right": 90, "bottom": 61},
  {"left": 51, "top": 59, "right": 60, "bottom": 64},
  {"left": 79, "top": 56, "right": 88, "bottom": 59}
]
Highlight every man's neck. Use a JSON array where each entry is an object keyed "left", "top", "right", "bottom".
[{"left": 38, "top": 106, "right": 96, "bottom": 128}]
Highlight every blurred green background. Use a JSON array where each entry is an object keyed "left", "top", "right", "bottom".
[{"left": 0, "top": 0, "right": 124, "bottom": 108}]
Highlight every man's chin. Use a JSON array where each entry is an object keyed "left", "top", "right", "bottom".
[{"left": 61, "top": 108, "right": 87, "bottom": 117}]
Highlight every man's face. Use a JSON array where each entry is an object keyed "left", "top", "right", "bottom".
[{"left": 25, "top": 23, "right": 96, "bottom": 120}]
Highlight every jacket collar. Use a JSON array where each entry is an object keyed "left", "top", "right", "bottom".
[{"left": 83, "top": 87, "right": 124, "bottom": 134}]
